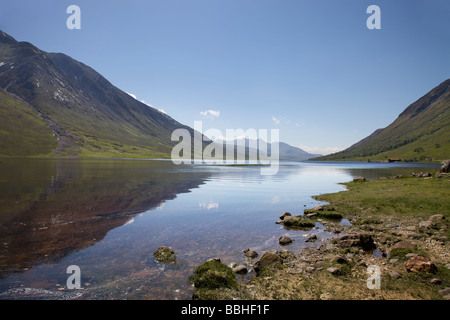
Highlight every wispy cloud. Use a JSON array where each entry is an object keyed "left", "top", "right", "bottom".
[
  {"left": 272, "top": 116, "right": 281, "bottom": 125},
  {"left": 199, "top": 201, "right": 219, "bottom": 210},
  {"left": 200, "top": 109, "right": 220, "bottom": 120}
]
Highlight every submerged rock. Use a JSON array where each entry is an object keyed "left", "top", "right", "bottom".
[
  {"left": 153, "top": 246, "right": 176, "bottom": 263},
  {"left": 243, "top": 248, "right": 258, "bottom": 259},
  {"left": 279, "top": 235, "right": 293, "bottom": 245}
]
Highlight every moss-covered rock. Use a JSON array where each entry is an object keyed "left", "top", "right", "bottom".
[
  {"left": 190, "top": 259, "right": 237, "bottom": 290},
  {"left": 281, "top": 216, "right": 315, "bottom": 229},
  {"left": 153, "top": 246, "right": 176, "bottom": 263}
]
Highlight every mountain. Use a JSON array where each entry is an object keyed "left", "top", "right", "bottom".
[
  {"left": 0, "top": 30, "right": 197, "bottom": 158},
  {"left": 215, "top": 138, "right": 321, "bottom": 161},
  {"left": 315, "top": 79, "right": 450, "bottom": 162}
]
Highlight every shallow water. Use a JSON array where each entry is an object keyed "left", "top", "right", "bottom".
[{"left": 0, "top": 158, "right": 439, "bottom": 299}]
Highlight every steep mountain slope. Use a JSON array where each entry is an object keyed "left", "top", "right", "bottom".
[
  {"left": 0, "top": 30, "right": 195, "bottom": 158},
  {"left": 316, "top": 79, "right": 450, "bottom": 162}
]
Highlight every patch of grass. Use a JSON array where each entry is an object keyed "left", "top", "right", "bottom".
[
  {"left": 0, "top": 91, "right": 57, "bottom": 157},
  {"left": 314, "top": 176, "right": 450, "bottom": 221}
]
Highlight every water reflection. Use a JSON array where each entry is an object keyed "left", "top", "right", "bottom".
[
  {"left": 0, "top": 159, "right": 211, "bottom": 279},
  {"left": 0, "top": 159, "right": 439, "bottom": 299}
]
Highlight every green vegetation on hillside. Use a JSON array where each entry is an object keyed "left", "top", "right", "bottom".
[
  {"left": 0, "top": 91, "right": 57, "bottom": 157},
  {"left": 316, "top": 79, "right": 450, "bottom": 162}
]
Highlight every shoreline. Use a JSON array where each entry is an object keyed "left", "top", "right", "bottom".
[{"left": 191, "top": 170, "right": 450, "bottom": 300}]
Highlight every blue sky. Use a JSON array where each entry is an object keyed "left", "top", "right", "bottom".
[{"left": 1, "top": 0, "right": 449, "bottom": 154}]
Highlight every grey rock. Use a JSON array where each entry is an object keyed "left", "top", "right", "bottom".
[
  {"left": 279, "top": 212, "right": 291, "bottom": 220},
  {"left": 279, "top": 235, "right": 293, "bottom": 245},
  {"left": 305, "top": 234, "right": 317, "bottom": 242}
]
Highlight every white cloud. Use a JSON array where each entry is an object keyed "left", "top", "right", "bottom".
[
  {"left": 200, "top": 109, "right": 220, "bottom": 120},
  {"left": 272, "top": 116, "right": 281, "bottom": 125},
  {"left": 298, "top": 145, "right": 345, "bottom": 156}
]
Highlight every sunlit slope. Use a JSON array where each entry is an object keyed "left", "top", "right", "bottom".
[{"left": 316, "top": 79, "right": 450, "bottom": 162}]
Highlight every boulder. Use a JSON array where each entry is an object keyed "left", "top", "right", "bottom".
[
  {"left": 282, "top": 216, "right": 315, "bottom": 229},
  {"left": 254, "top": 251, "right": 283, "bottom": 273},
  {"left": 190, "top": 259, "right": 237, "bottom": 290},
  {"left": 279, "top": 212, "right": 291, "bottom": 220},
  {"left": 353, "top": 176, "right": 366, "bottom": 182},
  {"left": 279, "top": 235, "right": 293, "bottom": 245},
  {"left": 440, "top": 160, "right": 450, "bottom": 173},
  {"left": 336, "top": 233, "right": 376, "bottom": 251},
  {"left": 405, "top": 256, "right": 437, "bottom": 273}
]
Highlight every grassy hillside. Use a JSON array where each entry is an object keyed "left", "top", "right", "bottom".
[
  {"left": 0, "top": 30, "right": 197, "bottom": 159},
  {"left": 0, "top": 91, "right": 57, "bottom": 157},
  {"left": 316, "top": 79, "right": 450, "bottom": 162}
]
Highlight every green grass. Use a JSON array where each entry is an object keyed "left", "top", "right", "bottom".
[
  {"left": 0, "top": 91, "right": 57, "bottom": 157},
  {"left": 315, "top": 176, "right": 450, "bottom": 221}
]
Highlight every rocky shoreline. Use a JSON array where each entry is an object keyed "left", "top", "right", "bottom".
[{"left": 188, "top": 166, "right": 450, "bottom": 300}]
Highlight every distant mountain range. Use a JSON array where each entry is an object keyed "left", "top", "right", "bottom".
[
  {"left": 314, "top": 79, "right": 450, "bottom": 162},
  {"left": 2, "top": 30, "right": 446, "bottom": 163},
  {"left": 215, "top": 138, "right": 321, "bottom": 161}
]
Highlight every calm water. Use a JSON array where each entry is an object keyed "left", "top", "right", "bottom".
[{"left": 0, "top": 158, "right": 439, "bottom": 299}]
